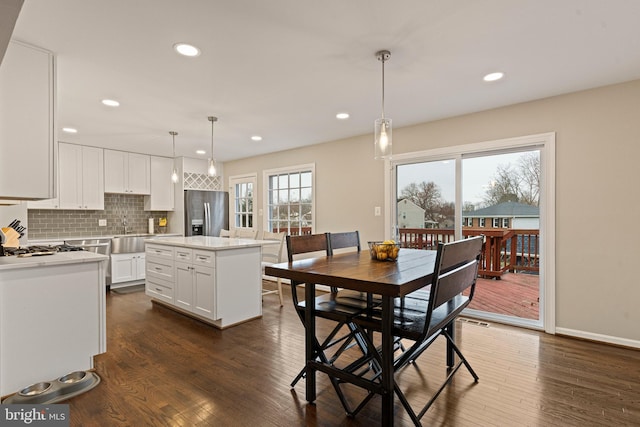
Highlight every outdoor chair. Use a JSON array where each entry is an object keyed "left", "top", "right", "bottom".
[{"left": 354, "top": 235, "right": 483, "bottom": 426}]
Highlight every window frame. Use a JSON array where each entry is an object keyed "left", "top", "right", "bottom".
[
  {"left": 228, "top": 173, "right": 257, "bottom": 233},
  {"left": 262, "top": 163, "right": 316, "bottom": 235}
]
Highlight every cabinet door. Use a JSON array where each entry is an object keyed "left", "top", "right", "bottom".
[
  {"left": 193, "top": 265, "right": 216, "bottom": 320},
  {"left": 135, "top": 253, "right": 146, "bottom": 280},
  {"left": 144, "top": 156, "right": 174, "bottom": 211},
  {"left": 81, "top": 146, "right": 104, "bottom": 209},
  {"left": 111, "top": 253, "right": 136, "bottom": 284},
  {"left": 127, "top": 153, "right": 150, "bottom": 194},
  {"left": 0, "top": 41, "right": 54, "bottom": 200},
  {"left": 175, "top": 261, "right": 194, "bottom": 311},
  {"left": 58, "top": 143, "right": 83, "bottom": 209},
  {"left": 104, "top": 149, "right": 127, "bottom": 193}
]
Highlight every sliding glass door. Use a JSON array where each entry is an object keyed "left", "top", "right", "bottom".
[{"left": 390, "top": 133, "right": 555, "bottom": 330}]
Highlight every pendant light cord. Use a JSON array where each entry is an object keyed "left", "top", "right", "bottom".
[{"left": 381, "top": 56, "right": 385, "bottom": 119}]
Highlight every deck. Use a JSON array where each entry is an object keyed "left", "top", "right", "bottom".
[{"left": 467, "top": 272, "right": 539, "bottom": 320}]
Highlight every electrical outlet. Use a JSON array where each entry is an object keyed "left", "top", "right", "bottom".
[
  {"left": 374, "top": 206, "right": 381, "bottom": 216},
  {"left": 98, "top": 219, "right": 107, "bottom": 226}
]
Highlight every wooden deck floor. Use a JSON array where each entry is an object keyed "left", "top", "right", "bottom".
[{"left": 467, "top": 272, "right": 540, "bottom": 320}]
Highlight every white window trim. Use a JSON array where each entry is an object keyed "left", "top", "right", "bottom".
[
  {"left": 262, "top": 163, "right": 316, "bottom": 234},
  {"left": 385, "top": 132, "right": 556, "bottom": 334},
  {"left": 228, "top": 173, "right": 257, "bottom": 233}
]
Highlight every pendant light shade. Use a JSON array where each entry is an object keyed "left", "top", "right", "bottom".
[
  {"left": 169, "top": 131, "right": 179, "bottom": 183},
  {"left": 207, "top": 116, "right": 218, "bottom": 177},
  {"left": 374, "top": 50, "right": 392, "bottom": 160}
]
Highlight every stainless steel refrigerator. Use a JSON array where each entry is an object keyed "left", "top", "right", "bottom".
[{"left": 184, "top": 190, "right": 229, "bottom": 237}]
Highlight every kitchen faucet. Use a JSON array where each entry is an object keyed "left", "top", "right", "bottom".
[{"left": 123, "top": 215, "right": 129, "bottom": 234}]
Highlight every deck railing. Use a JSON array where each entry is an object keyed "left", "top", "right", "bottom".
[{"left": 398, "top": 227, "right": 539, "bottom": 278}]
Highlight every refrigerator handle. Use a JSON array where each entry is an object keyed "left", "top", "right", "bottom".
[{"left": 204, "top": 202, "right": 210, "bottom": 236}]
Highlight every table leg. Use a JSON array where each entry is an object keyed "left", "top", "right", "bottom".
[
  {"left": 381, "top": 295, "right": 394, "bottom": 426},
  {"left": 305, "top": 282, "right": 316, "bottom": 403}
]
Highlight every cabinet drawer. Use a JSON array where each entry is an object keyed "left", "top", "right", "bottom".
[
  {"left": 193, "top": 250, "right": 214, "bottom": 267},
  {"left": 146, "top": 259, "right": 174, "bottom": 281},
  {"left": 146, "top": 277, "right": 174, "bottom": 303},
  {"left": 146, "top": 244, "right": 174, "bottom": 260},
  {"left": 175, "top": 248, "right": 193, "bottom": 262}
]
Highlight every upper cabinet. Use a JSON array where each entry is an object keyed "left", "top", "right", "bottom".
[
  {"left": 144, "top": 156, "right": 175, "bottom": 211},
  {"left": 0, "top": 41, "right": 55, "bottom": 200},
  {"left": 58, "top": 143, "right": 104, "bottom": 210},
  {"left": 104, "top": 150, "right": 150, "bottom": 195}
]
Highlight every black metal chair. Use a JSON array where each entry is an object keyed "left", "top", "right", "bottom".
[
  {"left": 286, "top": 233, "right": 373, "bottom": 414},
  {"left": 354, "top": 236, "right": 483, "bottom": 426}
]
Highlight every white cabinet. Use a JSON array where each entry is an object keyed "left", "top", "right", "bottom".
[
  {"left": 0, "top": 41, "right": 55, "bottom": 200},
  {"left": 58, "top": 143, "right": 104, "bottom": 210},
  {"left": 111, "top": 252, "right": 145, "bottom": 285},
  {"left": 175, "top": 248, "right": 216, "bottom": 320},
  {"left": 144, "top": 156, "right": 175, "bottom": 211},
  {"left": 104, "top": 150, "right": 150, "bottom": 195},
  {"left": 145, "top": 243, "right": 174, "bottom": 303},
  {"left": 144, "top": 240, "right": 262, "bottom": 328}
]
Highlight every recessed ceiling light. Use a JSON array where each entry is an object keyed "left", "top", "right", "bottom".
[
  {"left": 483, "top": 72, "right": 505, "bottom": 82},
  {"left": 336, "top": 113, "right": 350, "bottom": 120},
  {"left": 251, "top": 135, "right": 262, "bottom": 141},
  {"left": 62, "top": 127, "right": 78, "bottom": 133},
  {"left": 101, "top": 99, "right": 120, "bottom": 107},
  {"left": 196, "top": 149, "right": 206, "bottom": 155},
  {"left": 174, "top": 43, "right": 200, "bottom": 57}
]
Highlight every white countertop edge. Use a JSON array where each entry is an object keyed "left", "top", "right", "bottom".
[
  {"left": 0, "top": 251, "right": 109, "bottom": 271},
  {"left": 145, "top": 236, "right": 278, "bottom": 250}
]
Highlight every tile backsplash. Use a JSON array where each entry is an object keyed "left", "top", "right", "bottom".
[{"left": 28, "top": 194, "right": 169, "bottom": 240}]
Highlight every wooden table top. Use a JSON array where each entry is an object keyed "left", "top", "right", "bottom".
[{"left": 265, "top": 248, "right": 437, "bottom": 297}]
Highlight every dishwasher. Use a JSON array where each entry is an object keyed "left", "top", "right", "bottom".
[{"left": 65, "top": 238, "right": 112, "bottom": 288}]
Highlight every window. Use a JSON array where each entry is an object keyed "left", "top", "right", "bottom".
[
  {"left": 479, "top": 218, "right": 486, "bottom": 227},
  {"left": 492, "top": 218, "right": 500, "bottom": 228},
  {"left": 264, "top": 164, "right": 315, "bottom": 235},
  {"left": 502, "top": 218, "right": 510, "bottom": 228},
  {"left": 229, "top": 174, "right": 256, "bottom": 231},
  {"left": 464, "top": 217, "right": 473, "bottom": 227}
]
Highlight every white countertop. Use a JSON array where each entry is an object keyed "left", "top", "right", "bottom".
[
  {"left": 146, "top": 236, "right": 277, "bottom": 251},
  {"left": 0, "top": 251, "right": 109, "bottom": 271}
]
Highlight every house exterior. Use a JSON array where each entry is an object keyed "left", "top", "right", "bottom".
[
  {"left": 463, "top": 201, "right": 539, "bottom": 229},
  {"left": 397, "top": 199, "right": 425, "bottom": 228}
]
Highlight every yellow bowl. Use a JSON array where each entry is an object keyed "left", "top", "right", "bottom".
[{"left": 368, "top": 242, "right": 400, "bottom": 261}]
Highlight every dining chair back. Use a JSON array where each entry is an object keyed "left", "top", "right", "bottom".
[
  {"left": 328, "top": 231, "right": 360, "bottom": 255},
  {"left": 261, "top": 230, "right": 286, "bottom": 306},
  {"left": 234, "top": 228, "right": 258, "bottom": 239},
  {"left": 219, "top": 229, "right": 231, "bottom": 237},
  {"left": 286, "top": 233, "right": 329, "bottom": 262}
]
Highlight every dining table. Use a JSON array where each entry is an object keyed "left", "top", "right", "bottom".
[{"left": 266, "top": 247, "right": 447, "bottom": 426}]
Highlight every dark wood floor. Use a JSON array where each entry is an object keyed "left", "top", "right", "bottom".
[{"left": 65, "top": 282, "right": 640, "bottom": 426}]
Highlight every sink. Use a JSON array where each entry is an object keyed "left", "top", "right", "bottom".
[{"left": 111, "top": 235, "right": 148, "bottom": 254}]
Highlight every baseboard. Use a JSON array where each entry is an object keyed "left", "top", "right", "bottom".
[{"left": 555, "top": 327, "right": 640, "bottom": 350}]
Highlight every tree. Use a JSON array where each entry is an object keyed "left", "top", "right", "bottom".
[
  {"left": 399, "top": 181, "right": 450, "bottom": 224},
  {"left": 482, "top": 152, "right": 540, "bottom": 206}
]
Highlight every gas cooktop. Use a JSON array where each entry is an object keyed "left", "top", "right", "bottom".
[{"left": 2, "top": 244, "right": 85, "bottom": 257}]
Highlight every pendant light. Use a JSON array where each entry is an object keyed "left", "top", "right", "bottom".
[
  {"left": 374, "top": 50, "right": 392, "bottom": 159},
  {"left": 169, "top": 131, "right": 179, "bottom": 183},
  {"left": 207, "top": 116, "right": 218, "bottom": 177}
]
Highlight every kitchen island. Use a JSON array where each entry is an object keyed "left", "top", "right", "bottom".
[
  {"left": 0, "top": 251, "right": 108, "bottom": 396},
  {"left": 145, "top": 236, "right": 269, "bottom": 329}
]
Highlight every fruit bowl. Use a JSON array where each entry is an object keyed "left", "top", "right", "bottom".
[{"left": 368, "top": 241, "right": 400, "bottom": 261}]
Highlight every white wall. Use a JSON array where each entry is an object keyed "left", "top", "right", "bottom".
[{"left": 224, "top": 79, "right": 640, "bottom": 345}]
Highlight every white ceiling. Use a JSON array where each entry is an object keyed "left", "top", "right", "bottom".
[{"left": 10, "top": 0, "right": 640, "bottom": 162}]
